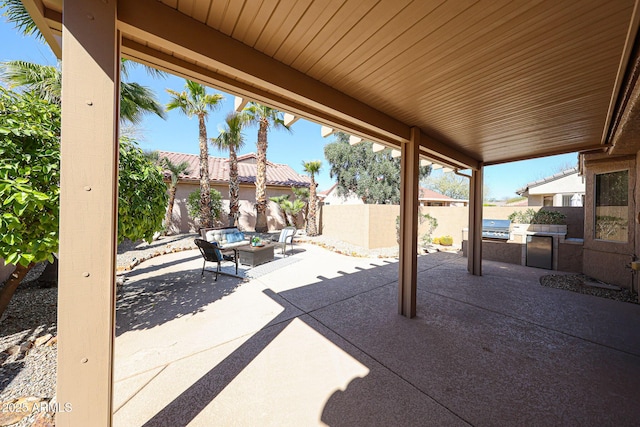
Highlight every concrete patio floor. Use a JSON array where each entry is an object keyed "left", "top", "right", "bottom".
[{"left": 113, "top": 243, "right": 640, "bottom": 426}]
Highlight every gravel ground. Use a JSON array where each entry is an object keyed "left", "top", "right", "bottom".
[{"left": 540, "top": 273, "right": 639, "bottom": 304}]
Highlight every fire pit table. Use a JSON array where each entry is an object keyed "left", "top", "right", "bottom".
[{"left": 236, "top": 243, "right": 274, "bottom": 267}]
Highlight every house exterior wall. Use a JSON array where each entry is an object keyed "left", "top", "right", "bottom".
[
  {"left": 529, "top": 173, "right": 585, "bottom": 195},
  {"left": 582, "top": 155, "right": 636, "bottom": 289},
  {"left": 527, "top": 195, "right": 544, "bottom": 206},
  {"left": 167, "top": 182, "right": 297, "bottom": 233}
]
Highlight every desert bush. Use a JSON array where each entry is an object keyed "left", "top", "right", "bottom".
[
  {"left": 438, "top": 235, "right": 453, "bottom": 246},
  {"left": 508, "top": 208, "right": 566, "bottom": 225}
]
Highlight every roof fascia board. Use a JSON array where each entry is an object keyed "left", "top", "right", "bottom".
[{"left": 601, "top": 0, "right": 640, "bottom": 145}]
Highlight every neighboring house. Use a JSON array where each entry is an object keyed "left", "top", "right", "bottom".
[
  {"left": 318, "top": 184, "right": 364, "bottom": 205},
  {"left": 516, "top": 167, "right": 585, "bottom": 207},
  {"left": 159, "top": 151, "right": 311, "bottom": 233},
  {"left": 419, "top": 187, "right": 468, "bottom": 207}
]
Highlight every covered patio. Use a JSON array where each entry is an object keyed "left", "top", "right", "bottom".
[
  {"left": 19, "top": 0, "right": 640, "bottom": 424},
  {"left": 113, "top": 244, "right": 640, "bottom": 425}
]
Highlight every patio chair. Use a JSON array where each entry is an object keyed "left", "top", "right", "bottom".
[
  {"left": 277, "top": 226, "right": 297, "bottom": 257},
  {"left": 194, "top": 238, "right": 238, "bottom": 280}
]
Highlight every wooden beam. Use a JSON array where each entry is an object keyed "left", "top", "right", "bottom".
[
  {"left": 21, "top": 0, "right": 62, "bottom": 58},
  {"left": 349, "top": 135, "right": 363, "bottom": 145},
  {"left": 234, "top": 96, "right": 248, "bottom": 112},
  {"left": 372, "top": 143, "right": 386, "bottom": 152},
  {"left": 321, "top": 125, "right": 336, "bottom": 138},
  {"left": 419, "top": 131, "right": 479, "bottom": 170},
  {"left": 57, "top": 1, "right": 119, "bottom": 425},
  {"left": 468, "top": 166, "right": 484, "bottom": 276},
  {"left": 283, "top": 113, "right": 299, "bottom": 127},
  {"left": 398, "top": 127, "right": 420, "bottom": 317},
  {"left": 117, "top": 0, "right": 410, "bottom": 143},
  {"left": 121, "top": 36, "right": 479, "bottom": 171}
]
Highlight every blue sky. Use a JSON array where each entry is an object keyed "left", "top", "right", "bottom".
[{"left": 0, "top": 17, "right": 577, "bottom": 199}]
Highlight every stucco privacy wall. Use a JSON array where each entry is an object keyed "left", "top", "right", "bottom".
[
  {"left": 166, "top": 182, "right": 298, "bottom": 233},
  {"left": 320, "top": 205, "right": 584, "bottom": 249}
]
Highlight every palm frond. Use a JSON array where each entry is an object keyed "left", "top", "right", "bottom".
[
  {"left": 121, "top": 58, "right": 168, "bottom": 80},
  {"left": 2, "top": 0, "right": 43, "bottom": 40},
  {"left": 0, "top": 60, "right": 61, "bottom": 104},
  {"left": 120, "top": 82, "right": 166, "bottom": 124}
]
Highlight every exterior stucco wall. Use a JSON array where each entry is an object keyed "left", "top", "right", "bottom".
[
  {"left": 321, "top": 205, "right": 584, "bottom": 249},
  {"left": 529, "top": 173, "right": 585, "bottom": 195},
  {"left": 321, "top": 205, "right": 369, "bottom": 248},
  {"left": 167, "top": 182, "right": 297, "bottom": 233},
  {"left": 582, "top": 155, "right": 636, "bottom": 289},
  {"left": 527, "top": 195, "right": 544, "bottom": 206}
]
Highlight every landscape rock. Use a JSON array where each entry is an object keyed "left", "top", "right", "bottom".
[
  {"left": 34, "top": 334, "right": 53, "bottom": 347},
  {"left": 0, "top": 397, "right": 44, "bottom": 426},
  {"left": 19, "top": 342, "right": 33, "bottom": 354},
  {"left": 5, "top": 345, "right": 20, "bottom": 356},
  {"left": 45, "top": 337, "right": 57, "bottom": 347}
]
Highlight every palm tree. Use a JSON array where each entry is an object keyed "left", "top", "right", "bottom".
[
  {"left": 166, "top": 80, "right": 224, "bottom": 228},
  {"left": 243, "top": 102, "right": 291, "bottom": 232},
  {"left": 0, "top": 60, "right": 166, "bottom": 123},
  {"left": 161, "top": 158, "right": 190, "bottom": 234},
  {"left": 269, "top": 194, "right": 291, "bottom": 226},
  {"left": 302, "top": 161, "right": 322, "bottom": 236},
  {"left": 211, "top": 112, "right": 246, "bottom": 227},
  {"left": 291, "top": 186, "right": 310, "bottom": 230},
  {"left": 282, "top": 199, "right": 305, "bottom": 229},
  {"left": 1, "top": 0, "right": 42, "bottom": 40}
]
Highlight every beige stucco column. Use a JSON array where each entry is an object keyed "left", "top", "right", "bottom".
[
  {"left": 57, "top": 0, "right": 119, "bottom": 425},
  {"left": 398, "top": 127, "right": 420, "bottom": 317},
  {"left": 468, "top": 165, "right": 483, "bottom": 275}
]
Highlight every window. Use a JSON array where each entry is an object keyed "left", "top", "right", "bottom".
[
  {"left": 595, "top": 170, "right": 628, "bottom": 242},
  {"left": 543, "top": 196, "right": 553, "bottom": 206},
  {"left": 562, "top": 195, "right": 572, "bottom": 206}
]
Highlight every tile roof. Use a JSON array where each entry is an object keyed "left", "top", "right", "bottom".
[
  {"left": 516, "top": 167, "right": 579, "bottom": 195},
  {"left": 158, "top": 151, "right": 311, "bottom": 187},
  {"left": 419, "top": 187, "right": 457, "bottom": 201}
]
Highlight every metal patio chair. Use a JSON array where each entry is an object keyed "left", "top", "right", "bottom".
[{"left": 194, "top": 238, "right": 238, "bottom": 280}]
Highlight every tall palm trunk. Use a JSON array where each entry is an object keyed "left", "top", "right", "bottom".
[
  {"left": 307, "top": 176, "right": 318, "bottom": 236},
  {"left": 164, "top": 184, "right": 178, "bottom": 233},
  {"left": 255, "top": 118, "right": 269, "bottom": 232},
  {"left": 198, "top": 113, "right": 213, "bottom": 228},
  {"left": 228, "top": 144, "right": 240, "bottom": 227}
]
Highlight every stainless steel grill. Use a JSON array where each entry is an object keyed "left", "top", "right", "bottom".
[{"left": 482, "top": 219, "right": 511, "bottom": 240}]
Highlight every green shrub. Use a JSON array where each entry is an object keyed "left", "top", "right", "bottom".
[
  {"left": 187, "top": 188, "right": 223, "bottom": 223},
  {"left": 508, "top": 208, "right": 566, "bottom": 225}
]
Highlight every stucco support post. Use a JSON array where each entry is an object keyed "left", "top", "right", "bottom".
[
  {"left": 57, "top": 1, "right": 119, "bottom": 425},
  {"left": 398, "top": 127, "right": 420, "bottom": 318},
  {"left": 468, "top": 165, "right": 484, "bottom": 275}
]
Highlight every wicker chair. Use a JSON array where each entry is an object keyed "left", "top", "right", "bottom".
[
  {"left": 194, "top": 238, "right": 238, "bottom": 280},
  {"left": 276, "top": 226, "right": 297, "bottom": 257}
]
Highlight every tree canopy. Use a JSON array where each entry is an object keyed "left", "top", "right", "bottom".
[
  {"left": 324, "top": 133, "right": 431, "bottom": 204},
  {"left": 118, "top": 138, "right": 168, "bottom": 243},
  {"left": 422, "top": 173, "right": 470, "bottom": 200},
  {"left": 0, "top": 87, "right": 60, "bottom": 267}
]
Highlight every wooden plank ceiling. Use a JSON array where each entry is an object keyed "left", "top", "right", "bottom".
[{"left": 32, "top": 0, "right": 640, "bottom": 168}]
